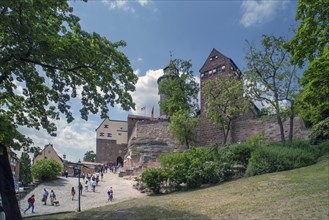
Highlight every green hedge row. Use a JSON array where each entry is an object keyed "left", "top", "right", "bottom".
[{"left": 141, "top": 140, "right": 325, "bottom": 194}]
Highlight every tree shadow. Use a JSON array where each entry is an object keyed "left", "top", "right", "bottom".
[{"left": 74, "top": 206, "right": 212, "bottom": 220}]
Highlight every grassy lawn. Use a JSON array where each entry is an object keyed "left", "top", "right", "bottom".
[{"left": 27, "top": 155, "right": 329, "bottom": 219}]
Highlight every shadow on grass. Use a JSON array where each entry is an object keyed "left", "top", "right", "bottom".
[
  {"left": 74, "top": 206, "right": 211, "bottom": 220},
  {"left": 25, "top": 206, "right": 211, "bottom": 220}
]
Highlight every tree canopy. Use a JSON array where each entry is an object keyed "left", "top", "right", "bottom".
[
  {"left": 0, "top": 1, "right": 137, "bottom": 219},
  {"left": 203, "top": 74, "right": 248, "bottom": 145},
  {"left": 286, "top": 0, "right": 329, "bottom": 126},
  {"left": 169, "top": 109, "right": 199, "bottom": 149},
  {"left": 83, "top": 150, "right": 96, "bottom": 162},
  {"left": 158, "top": 59, "right": 199, "bottom": 117},
  {"left": 244, "top": 34, "right": 299, "bottom": 143}
]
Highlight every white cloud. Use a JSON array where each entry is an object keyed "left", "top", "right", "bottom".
[
  {"left": 130, "top": 69, "right": 163, "bottom": 117},
  {"left": 17, "top": 117, "right": 99, "bottom": 162},
  {"left": 138, "top": 0, "right": 149, "bottom": 6},
  {"left": 240, "top": 0, "right": 290, "bottom": 28},
  {"left": 137, "top": 57, "right": 143, "bottom": 62},
  {"left": 102, "top": 0, "right": 135, "bottom": 13},
  {"left": 102, "top": 0, "right": 151, "bottom": 13}
]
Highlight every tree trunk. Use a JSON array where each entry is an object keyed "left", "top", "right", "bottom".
[
  {"left": 185, "top": 138, "right": 189, "bottom": 149},
  {"left": 289, "top": 101, "right": 295, "bottom": 142},
  {"left": 276, "top": 114, "right": 286, "bottom": 144},
  {"left": 0, "top": 144, "right": 22, "bottom": 220}
]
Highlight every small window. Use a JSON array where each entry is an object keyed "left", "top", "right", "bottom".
[
  {"left": 100, "top": 132, "right": 104, "bottom": 136},
  {"left": 120, "top": 127, "right": 123, "bottom": 130},
  {"left": 107, "top": 133, "right": 112, "bottom": 137},
  {"left": 118, "top": 133, "right": 122, "bottom": 136},
  {"left": 204, "top": 71, "right": 209, "bottom": 78},
  {"left": 48, "top": 150, "right": 51, "bottom": 154},
  {"left": 104, "top": 124, "right": 109, "bottom": 128}
]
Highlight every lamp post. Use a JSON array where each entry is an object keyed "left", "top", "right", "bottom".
[{"left": 77, "top": 159, "right": 81, "bottom": 212}]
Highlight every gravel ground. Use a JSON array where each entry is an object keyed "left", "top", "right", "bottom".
[{"left": 20, "top": 171, "right": 146, "bottom": 217}]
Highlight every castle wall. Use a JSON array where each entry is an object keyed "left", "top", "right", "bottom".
[
  {"left": 124, "top": 120, "right": 185, "bottom": 170},
  {"left": 96, "top": 139, "right": 127, "bottom": 165},
  {"left": 196, "top": 115, "right": 310, "bottom": 146}
]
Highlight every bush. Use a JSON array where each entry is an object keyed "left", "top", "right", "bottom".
[
  {"left": 316, "top": 140, "right": 329, "bottom": 156},
  {"left": 246, "top": 145, "right": 318, "bottom": 176},
  {"left": 31, "top": 159, "right": 62, "bottom": 181},
  {"left": 246, "top": 130, "right": 265, "bottom": 146},
  {"left": 310, "top": 118, "right": 329, "bottom": 144},
  {"left": 141, "top": 167, "right": 165, "bottom": 194}
]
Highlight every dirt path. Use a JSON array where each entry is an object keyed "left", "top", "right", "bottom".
[{"left": 20, "top": 172, "right": 146, "bottom": 217}]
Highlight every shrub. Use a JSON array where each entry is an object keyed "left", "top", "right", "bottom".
[
  {"left": 246, "top": 130, "right": 265, "bottom": 146},
  {"left": 316, "top": 140, "right": 329, "bottom": 156},
  {"left": 310, "top": 118, "right": 329, "bottom": 144},
  {"left": 246, "top": 145, "right": 318, "bottom": 176},
  {"left": 31, "top": 159, "right": 62, "bottom": 181},
  {"left": 141, "top": 167, "right": 165, "bottom": 194}
]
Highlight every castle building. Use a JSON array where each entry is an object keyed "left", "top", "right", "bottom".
[
  {"left": 199, "top": 48, "right": 242, "bottom": 115},
  {"left": 95, "top": 49, "right": 309, "bottom": 168},
  {"left": 95, "top": 118, "right": 127, "bottom": 166}
]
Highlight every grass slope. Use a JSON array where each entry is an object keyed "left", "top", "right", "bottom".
[{"left": 28, "top": 155, "right": 329, "bottom": 219}]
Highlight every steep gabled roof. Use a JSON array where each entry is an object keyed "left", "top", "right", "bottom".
[{"left": 199, "top": 48, "right": 229, "bottom": 73}]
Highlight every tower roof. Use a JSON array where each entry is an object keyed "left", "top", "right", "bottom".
[{"left": 199, "top": 48, "right": 239, "bottom": 73}]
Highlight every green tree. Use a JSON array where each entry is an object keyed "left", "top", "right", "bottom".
[
  {"left": 244, "top": 34, "right": 299, "bottom": 143},
  {"left": 169, "top": 109, "right": 199, "bottom": 149},
  {"left": 203, "top": 74, "right": 249, "bottom": 145},
  {"left": 83, "top": 150, "right": 96, "bottom": 162},
  {"left": 31, "top": 159, "right": 63, "bottom": 181},
  {"left": 0, "top": 1, "right": 137, "bottom": 219},
  {"left": 286, "top": 0, "right": 329, "bottom": 126},
  {"left": 158, "top": 59, "right": 199, "bottom": 117},
  {"left": 19, "top": 152, "right": 32, "bottom": 185}
]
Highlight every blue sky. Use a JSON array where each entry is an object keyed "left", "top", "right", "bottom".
[{"left": 17, "top": 0, "right": 299, "bottom": 162}]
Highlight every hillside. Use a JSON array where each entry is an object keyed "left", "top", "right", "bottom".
[{"left": 28, "top": 155, "right": 329, "bottom": 219}]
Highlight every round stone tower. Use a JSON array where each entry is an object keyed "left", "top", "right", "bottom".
[{"left": 157, "top": 59, "right": 179, "bottom": 117}]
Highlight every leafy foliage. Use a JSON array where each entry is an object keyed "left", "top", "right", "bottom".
[
  {"left": 169, "top": 109, "right": 199, "bottom": 149},
  {"left": 19, "top": 152, "right": 32, "bottom": 185},
  {"left": 244, "top": 34, "right": 299, "bottom": 143},
  {"left": 83, "top": 150, "right": 96, "bottom": 162},
  {"left": 0, "top": 0, "right": 137, "bottom": 148},
  {"left": 246, "top": 143, "right": 318, "bottom": 176},
  {"left": 310, "top": 118, "right": 329, "bottom": 144},
  {"left": 286, "top": 0, "right": 329, "bottom": 126},
  {"left": 203, "top": 74, "right": 249, "bottom": 145},
  {"left": 158, "top": 59, "right": 199, "bottom": 117},
  {"left": 141, "top": 168, "right": 165, "bottom": 194},
  {"left": 246, "top": 130, "right": 265, "bottom": 147},
  {"left": 31, "top": 159, "right": 63, "bottom": 181},
  {"left": 0, "top": 1, "right": 137, "bottom": 217}
]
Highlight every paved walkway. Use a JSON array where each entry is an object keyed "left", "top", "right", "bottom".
[{"left": 20, "top": 172, "right": 146, "bottom": 217}]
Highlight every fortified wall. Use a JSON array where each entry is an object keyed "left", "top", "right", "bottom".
[
  {"left": 122, "top": 120, "right": 185, "bottom": 174},
  {"left": 196, "top": 116, "right": 310, "bottom": 146}
]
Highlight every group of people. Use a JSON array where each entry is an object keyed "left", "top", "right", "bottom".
[
  {"left": 24, "top": 188, "right": 57, "bottom": 214},
  {"left": 23, "top": 168, "right": 116, "bottom": 215}
]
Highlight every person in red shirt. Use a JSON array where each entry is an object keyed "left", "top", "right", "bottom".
[{"left": 24, "top": 194, "right": 35, "bottom": 214}]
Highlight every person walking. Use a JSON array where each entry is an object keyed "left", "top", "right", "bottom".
[
  {"left": 107, "top": 187, "right": 113, "bottom": 202},
  {"left": 24, "top": 194, "right": 35, "bottom": 214},
  {"left": 42, "top": 188, "right": 49, "bottom": 205},
  {"left": 79, "top": 182, "right": 83, "bottom": 196},
  {"left": 71, "top": 187, "right": 76, "bottom": 200},
  {"left": 50, "top": 190, "right": 56, "bottom": 206},
  {"left": 84, "top": 180, "right": 89, "bottom": 192}
]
